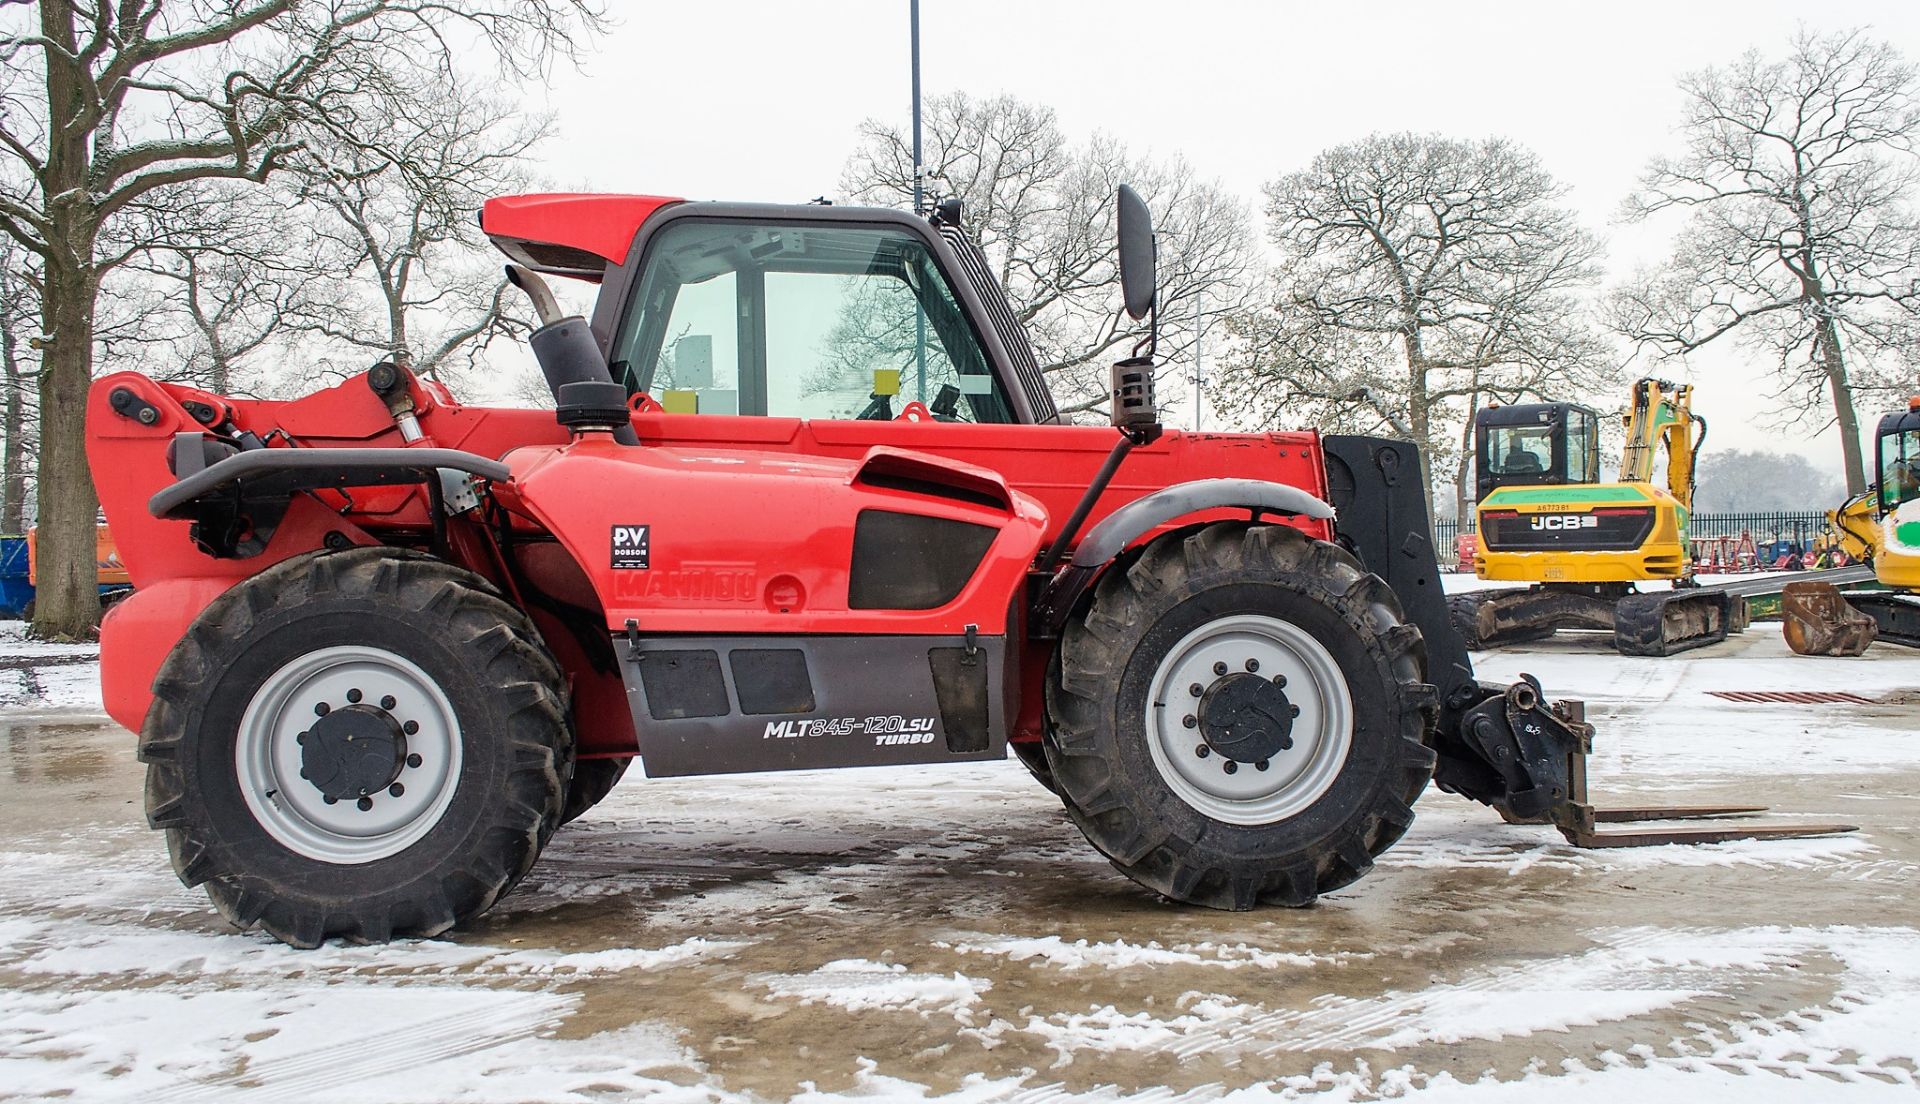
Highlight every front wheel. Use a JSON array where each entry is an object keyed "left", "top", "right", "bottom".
[
  {"left": 1045, "top": 523, "right": 1436, "bottom": 910},
  {"left": 140, "top": 549, "right": 572, "bottom": 947}
]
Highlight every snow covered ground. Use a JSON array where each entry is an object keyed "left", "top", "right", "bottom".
[{"left": 0, "top": 619, "right": 1915, "bottom": 1102}]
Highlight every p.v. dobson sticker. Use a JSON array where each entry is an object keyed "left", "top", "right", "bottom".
[{"left": 611, "top": 524, "right": 651, "bottom": 569}]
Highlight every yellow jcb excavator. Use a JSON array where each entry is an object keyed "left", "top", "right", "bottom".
[
  {"left": 1783, "top": 399, "right": 1920, "bottom": 655},
  {"left": 1452, "top": 378, "right": 1748, "bottom": 655}
]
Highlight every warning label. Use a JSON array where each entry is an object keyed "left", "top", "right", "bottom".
[{"left": 611, "top": 525, "right": 650, "bottom": 570}]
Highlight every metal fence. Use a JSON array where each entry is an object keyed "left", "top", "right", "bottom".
[{"left": 1433, "top": 510, "right": 1833, "bottom": 568}]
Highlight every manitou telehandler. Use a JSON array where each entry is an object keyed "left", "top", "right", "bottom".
[
  {"left": 1452, "top": 380, "right": 1749, "bottom": 656},
  {"left": 88, "top": 188, "right": 1851, "bottom": 947},
  {"left": 1782, "top": 399, "right": 1920, "bottom": 655}
]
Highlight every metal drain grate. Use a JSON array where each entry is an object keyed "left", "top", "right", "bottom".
[{"left": 1707, "top": 690, "right": 1876, "bottom": 705}]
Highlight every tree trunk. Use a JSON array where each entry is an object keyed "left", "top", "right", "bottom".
[
  {"left": 1, "top": 316, "right": 26, "bottom": 533},
  {"left": 1, "top": 333, "right": 26, "bottom": 535},
  {"left": 1815, "top": 316, "right": 1867, "bottom": 496},
  {"left": 1453, "top": 389, "right": 1479, "bottom": 522},
  {"left": 31, "top": 264, "right": 102, "bottom": 640}
]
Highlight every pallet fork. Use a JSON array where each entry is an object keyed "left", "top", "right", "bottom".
[
  {"left": 1323, "top": 436, "right": 1859, "bottom": 851},
  {"left": 1471, "top": 678, "right": 1857, "bottom": 848}
]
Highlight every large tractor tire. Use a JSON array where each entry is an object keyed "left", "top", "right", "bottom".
[
  {"left": 139, "top": 548, "right": 572, "bottom": 947},
  {"left": 1010, "top": 740, "right": 1060, "bottom": 795},
  {"left": 1045, "top": 523, "right": 1435, "bottom": 910},
  {"left": 561, "top": 758, "right": 631, "bottom": 824}
]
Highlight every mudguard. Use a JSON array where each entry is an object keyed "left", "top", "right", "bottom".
[{"left": 1029, "top": 477, "right": 1335, "bottom": 636}]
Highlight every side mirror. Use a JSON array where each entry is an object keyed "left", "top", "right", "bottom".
[{"left": 1116, "top": 184, "right": 1156, "bottom": 321}]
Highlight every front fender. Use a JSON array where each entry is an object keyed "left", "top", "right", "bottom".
[
  {"left": 1029, "top": 478, "right": 1336, "bottom": 638},
  {"left": 1069, "top": 478, "right": 1334, "bottom": 568}
]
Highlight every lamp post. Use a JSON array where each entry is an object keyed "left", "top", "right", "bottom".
[{"left": 910, "top": 0, "right": 927, "bottom": 402}]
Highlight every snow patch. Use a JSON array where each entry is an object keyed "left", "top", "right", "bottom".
[
  {"left": 944, "top": 934, "right": 1360, "bottom": 972},
  {"left": 759, "top": 958, "right": 991, "bottom": 1021}
]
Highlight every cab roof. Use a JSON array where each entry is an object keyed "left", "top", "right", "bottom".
[{"left": 481, "top": 193, "right": 684, "bottom": 281}]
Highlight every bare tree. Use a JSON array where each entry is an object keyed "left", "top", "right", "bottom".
[
  {"left": 841, "top": 92, "right": 1261, "bottom": 416},
  {"left": 0, "top": 1, "right": 600, "bottom": 638},
  {"left": 1218, "top": 132, "right": 1611, "bottom": 515},
  {"left": 0, "top": 236, "right": 36, "bottom": 533},
  {"left": 1610, "top": 28, "right": 1920, "bottom": 496},
  {"left": 115, "top": 181, "right": 326, "bottom": 395},
  {"left": 288, "top": 80, "right": 546, "bottom": 387}
]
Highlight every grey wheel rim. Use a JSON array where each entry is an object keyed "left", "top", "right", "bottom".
[
  {"left": 236, "top": 645, "right": 463, "bottom": 864},
  {"left": 1143, "top": 614, "right": 1353, "bottom": 825}
]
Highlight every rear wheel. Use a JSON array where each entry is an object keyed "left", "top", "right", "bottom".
[
  {"left": 140, "top": 548, "right": 571, "bottom": 947},
  {"left": 1045, "top": 523, "right": 1435, "bottom": 910}
]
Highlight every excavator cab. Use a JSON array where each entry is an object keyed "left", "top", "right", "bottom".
[
  {"left": 1876, "top": 406, "right": 1920, "bottom": 515},
  {"left": 1473, "top": 402, "right": 1601, "bottom": 501}
]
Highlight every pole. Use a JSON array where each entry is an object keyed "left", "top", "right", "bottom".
[{"left": 910, "top": 0, "right": 927, "bottom": 401}]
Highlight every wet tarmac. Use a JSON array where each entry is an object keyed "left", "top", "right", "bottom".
[{"left": 0, "top": 628, "right": 1916, "bottom": 1101}]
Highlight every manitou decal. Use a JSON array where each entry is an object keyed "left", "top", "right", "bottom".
[
  {"left": 610, "top": 525, "right": 651, "bottom": 569},
  {"left": 762, "top": 716, "right": 938, "bottom": 743},
  {"left": 1529, "top": 515, "right": 1600, "bottom": 531}
]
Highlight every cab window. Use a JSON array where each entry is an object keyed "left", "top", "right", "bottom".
[
  {"left": 1881, "top": 429, "right": 1920, "bottom": 512},
  {"left": 1564, "top": 409, "right": 1596, "bottom": 483},
  {"left": 610, "top": 220, "right": 1014, "bottom": 423},
  {"left": 1487, "top": 425, "right": 1554, "bottom": 477}
]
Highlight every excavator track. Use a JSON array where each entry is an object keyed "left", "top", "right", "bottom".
[
  {"left": 1846, "top": 590, "right": 1920, "bottom": 648},
  {"left": 1447, "top": 582, "right": 1744, "bottom": 656},
  {"left": 1613, "top": 587, "right": 1747, "bottom": 656}
]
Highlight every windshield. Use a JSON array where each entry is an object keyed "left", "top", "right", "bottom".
[
  {"left": 610, "top": 220, "right": 1015, "bottom": 423},
  {"left": 1881, "top": 428, "right": 1920, "bottom": 513}
]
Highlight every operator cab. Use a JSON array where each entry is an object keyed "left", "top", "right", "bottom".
[
  {"left": 1877, "top": 404, "right": 1920, "bottom": 514},
  {"left": 1474, "top": 402, "right": 1601, "bottom": 501}
]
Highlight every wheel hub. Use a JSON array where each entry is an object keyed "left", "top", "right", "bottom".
[
  {"left": 301, "top": 704, "right": 408, "bottom": 801},
  {"left": 1145, "top": 613, "right": 1354, "bottom": 825},
  {"left": 1197, "top": 673, "right": 1295, "bottom": 763},
  {"left": 237, "top": 645, "right": 461, "bottom": 864}
]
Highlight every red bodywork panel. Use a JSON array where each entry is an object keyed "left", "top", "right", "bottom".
[
  {"left": 88, "top": 192, "right": 1334, "bottom": 770},
  {"left": 481, "top": 193, "right": 682, "bottom": 272}
]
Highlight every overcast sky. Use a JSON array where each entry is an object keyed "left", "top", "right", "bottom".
[{"left": 530, "top": 0, "right": 1920, "bottom": 475}]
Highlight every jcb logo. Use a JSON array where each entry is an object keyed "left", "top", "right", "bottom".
[{"left": 1528, "top": 515, "right": 1598, "bottom": 531}]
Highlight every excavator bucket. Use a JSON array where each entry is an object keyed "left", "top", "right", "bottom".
[
  {"left": 1781, "top": 581, "right": 1877, "bottom": 657},
  {"left": 1466, "top": 681, "right": 1858, "bottom": 848}
]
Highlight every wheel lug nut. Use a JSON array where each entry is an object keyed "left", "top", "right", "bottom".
[
  {"left": 1256, "top": 759, "right": 1270, "bottom": 771},
  {"left": 1182, "top": 714, "right": 1197, "bottom": 729},
  {"left": 388, "top": 783, "right": 405, "bottom": 798},
  {"left": 1245, "top": 658, "right": 1260, "bottom": 672},
  {"left": 1272, "top": 675, "right": 1287, "bottom": 687},
  {"left": 406, "top": 752, "right": 423, "bottom": 768},
  {"left": 296, "top": 731, "right": 308, "bottom": 745},
  {"left": 1189, "top": 683, "right": 1204, "bottom": 697},
  {"left": 1279, "top": 735, "right": 1294, "bottom": 750},
  {"left": 314, "top": 702, "right": 330, "bottom": 717},
  {"left": 403, "top": 720, "right": 420, "bottom": 736},
  {"left": 380, "top": 695, "right": 397, "bottom": 711},
  {"left": 357, "top": 796, "right": 373, "bottom": 811},
  {"left": 1213, "top": 662, "right": 1228, "bottom": 676},
  {"left": 1290, "top": 704, "right": 1301, "bottom": 718},
  {"left": 346, "top": 688, "right": 363, "bottom": 704},
  {"left": 1223, "top": 761, "right": 1239, "bottom": 774},
  {"left": 323, "top": 795, "right": 338, "bottom": 805},
  {"left": 1195, "top": 745, "right": 1211, "bottom": 758}
]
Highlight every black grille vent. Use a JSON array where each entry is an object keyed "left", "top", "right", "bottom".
[
  {"left": 850, "top": 510, "right": 997, "bottom": 609},
  {"left": 938, "top": 226, "right": 1059, "bottom": 424},
  {"left": 1481, "top": 509, "right": 1657, "bottom": 552}
]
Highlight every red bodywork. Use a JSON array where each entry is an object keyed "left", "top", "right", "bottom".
[{"left": 88, "top": 195, "right": 1332, "bottom": 769}]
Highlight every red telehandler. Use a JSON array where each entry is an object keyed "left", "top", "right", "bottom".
[{"left": 87, "top": 188, "right": 1851, "bottom": 946}]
